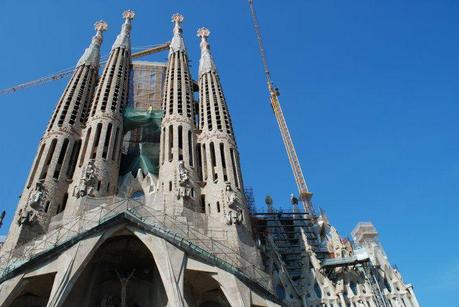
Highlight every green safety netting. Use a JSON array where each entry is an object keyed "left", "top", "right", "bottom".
[
  {"left": 123, "top": 108, "right": 163, "bottom": 132},
  {"left": 121, "top": 108, "right": 163, "bottom": 176}
]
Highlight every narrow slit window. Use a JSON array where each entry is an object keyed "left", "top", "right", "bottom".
[
  {"left": 79, "top": 127, "right": 91, "bottom": 166},
  {"left": 220, "top": 143, "right": 228, "bottom": 182},
  {"left": 39, "top": 139, "right": 58, "bottom": 180},
  {"left": 200, "top": 195, "right": 206, "bottom": 213},
  {"left": 202, "top": 144, "right": 208, "bottom": 180},
  {"left": 102, "top": 123, "right": 112, "bottom": 159},
  {"left": 67, "top": 140, "right": 81, "bottom": 179},
  {"left": 217, "top": 201, "right": 221, "bottom": 213},
  {"left": 178, "top": 126, "right": 183, "bottom": 161},
  {"left": 44, "top": 201, "right": 50, "bottom": 213},
  {"left": 57, "top": 193, "right": 69, "bottom": 214},
  {"left": 188, "top": 130, "right": 193, "bottom": 167},
  {"left": 168, "top": 125, "right": 173, "bottom": 161},
  {"left": 210, "top": 142, "right": 217, "bottom": 181},
  {"left": 28, "top": 143, "right": 45, "bottom": 188},
  {"left": 161, "top": 127, "right": 165, "bottom": 165},
  {"left": 53, "top": 138, "right": 69, "bottom": 179},
  {"left": 197, "top": 143, "right": 202, "bottom": 181},
  {"left": 91, "top": 123, "right": 103, "bottom": 159},
  {"left": 111, "top": 127, "right": 120, "bottom": 161},
  {"left": 230, "top": 148, "right": 240, "bottom": 188}
]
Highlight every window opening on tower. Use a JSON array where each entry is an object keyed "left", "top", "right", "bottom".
[
  {"left": 161, "top": 127, "right": 166, "bottom": 165},
  {"left": 168, "top": 125, "right": 174, "bottom": 161},
  {"left": 188, "top": 130, "right": 193, "bottom": 167},
  {"left": 197, "top": 143, "right": 202, "bottom": 180},
  {"left": 39, "top": 138, "right": 57, "bottom": 180},
  {"left": 53, "top": 138, "right": 69, "bottom": 179},
  {"left": 67, "top": 140, "right": 81, "bottom": 179},
  {"left": 91, "top": 123, "right": 103, "bottom": 159},
  {"left": 79, "top": 127, "right": 92, "bottom": 166},
  {"left": 102, "top": 123, "right": 113, "bottom": 159},
  {"left": 202, "top": 143, "right": 208, "bottom": 180},
  {"left": 220, "top": 143, "right": 228, "bottom": 182},
  {"left": 111, "top": 127, "right": 120, "bottom": 161},
  {"left": 177, "top": 53, "right": 183, "bottom": 115},
  {"left": 178, "top": 126, "right": 183, "bottom": 161},
  {"left": 200, "top": 195, "right": 206, "bottom": 213},
  {"left": 210, "top": 142, "right": 217, "bottom": 182},
  {"left": 28, "top": 143, "right": 45, "bottom": 188},
  {"left": 58, "top": 193, "right": 68, "bottom": 214},
  {"left": 230, "top": 148, "right": 239, "bottom": 188}
]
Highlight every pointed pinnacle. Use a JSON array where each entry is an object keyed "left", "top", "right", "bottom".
[
  {"left": 94, "top": 20, "right": 108, "bottom": 32},
  {"left": 172, "top": 13, "right": 184, "bottom": 24},
  {"left": 123, "top": 10, "right": 135, "bottom": 21},
  {"left": 197, "top": 27, "right": 210, "bottom": 39}
]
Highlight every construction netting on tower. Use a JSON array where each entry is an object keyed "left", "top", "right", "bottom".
[
  {"left": 121, "top": 108, "right": 163, "bottom": 175},
  {"left": 128, "top": 61, "right": 167, "bottom": 110},
  {"left": 121, "top": 61, "right": 167, "bottom": 176}
]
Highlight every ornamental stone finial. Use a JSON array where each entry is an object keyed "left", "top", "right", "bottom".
[
  {"left": 169, "top": 13, "right": 186, "bottom": 54},
  {"left": 94, "top": 20, "right": 108, "bottom": 33},
  {"left": 197, "top": 27, "right": 210, "bottom": 39},
  {"left": 172, "top": 13, "right": 184, "bottom": 24},
  {"left": 123, "top": 10, "right": 135, "bottom": 21},
  {"left": 197, "top": 27, "right": 215, "bottom": 75}
]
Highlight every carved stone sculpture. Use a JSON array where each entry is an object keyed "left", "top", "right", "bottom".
[
  {"left": 177, "top": 161, "right": 192, "bottom": 199},
  {"left": 74, "top": 160, "right": 98, "bottom": 198},
  {"left": 27, "top": 181, "right": 45, "bottom": 211}
]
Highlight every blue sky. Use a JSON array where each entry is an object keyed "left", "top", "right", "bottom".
[{"left": 0, "top": 1, "right": 457, "bottom": 305}]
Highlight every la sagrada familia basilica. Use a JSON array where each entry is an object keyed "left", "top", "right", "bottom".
[{"left": 0, "top": 9, "right": 419, "bottom": 307}]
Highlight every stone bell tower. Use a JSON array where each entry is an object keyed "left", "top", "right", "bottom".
[
  {"left": 196, "top": 27, "right": 253, "bottom": 252},
  {"left": 2, "top": 21, "right": 107, "bottom": 251},
  {"left": 158, "top": 14, "right": 200, "bottom": 213},
  {"left": 68, "top": 11, "right": 134, "bottom": 208}
]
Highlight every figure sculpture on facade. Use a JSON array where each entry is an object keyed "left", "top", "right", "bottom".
[
  {"left": 116, "top": 269, "right": 136, "bottom": 307},
  {"left": 27, "top": 181, "right": 45, "bottom": 211},
  {"left": 225, "top": 209, "right": 243, "bottom": 225},
  {"left": 224, "top": 183, "right": 243, "bottom": 225},
  {"left": 177, "top": 161, "right": 192, "bottom": 199},
  {"left": 17, "top": 181, "right": 47, "bottom": 225},
  {"left": 74, "top": 160, "right": 98, "bottom": 198}
]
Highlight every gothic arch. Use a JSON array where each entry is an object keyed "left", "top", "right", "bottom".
[
  {"left": 61, "top": 234, "right": 168, "bottom": 307},
  {"left": 6, "top": 273, "right": 56, "bottom": 307},
  {"left": 184, "top": 269, "right": 231, "bottom": 307}
]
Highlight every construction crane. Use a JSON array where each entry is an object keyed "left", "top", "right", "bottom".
[
  {"left": 248, "top": 0, "right": 314, "bottom": 215},
  {"left": 0, "top": 42, "right": 170, "bottom": 96}
]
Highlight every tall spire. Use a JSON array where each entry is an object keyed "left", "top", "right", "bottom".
[
  {"left": 68, "top": 9, "right": 135, "bottom": 203},
  {"left": 113, "top": 9, "right": 135, "bottom": 49},
  {"left": 169, "top": 13, "right": 186, "bottom": 55},
  {"left": 77, "top": 21, "right": 107, "bottom": 68},
  {"left": 197, "top": 27, "right": 216, "bottom": 77}
]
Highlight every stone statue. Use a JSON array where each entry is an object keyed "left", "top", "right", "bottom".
[
  {"left": 177, "top": 161, "right": 192, "bottom": 199},
  {"left": 18, "top": 181, "right": 47, "bottom": 225},
  {"left": 225, "top": 209, "right": 243, "bottom": 225},
  {"left": 177, "top": 161, "right": 189, "bottom": 184},
  {"left": 27, "top": 181, "right": 45, "bottom": 211},
  {"left": 224, "top": 183, "right": 237, "bottom": 209},
  {"left": 74, "top": 160, "right": 98, "bottom": 198},
  {"left": 116, "top": 269, "right": 136, "bottom": 307},
  {"left": 224, "top": 183, "right": 243, "bottom": 225}
]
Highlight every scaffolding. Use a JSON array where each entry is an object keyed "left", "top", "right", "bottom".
[{"left": 0, "top": 193, "right": 275, "bottom": 300}]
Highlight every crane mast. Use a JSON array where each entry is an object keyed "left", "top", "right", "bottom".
[{"left": 248, "top": 0, "right": 313, "bottom": 214}]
